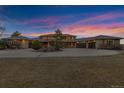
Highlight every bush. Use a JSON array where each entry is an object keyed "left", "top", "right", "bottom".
[
  {"left": 54, "top": 42, "right": 63, "bottom": 51},
  {"left": 31, "top": 41, "right": 42, "bottom": 50},
  {"left": 0, "top": 40, "right": 6, "bottom": 50}
]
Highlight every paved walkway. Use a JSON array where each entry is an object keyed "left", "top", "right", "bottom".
[{"left": 0, "top": 48, "right": 121, "bottom": 58}]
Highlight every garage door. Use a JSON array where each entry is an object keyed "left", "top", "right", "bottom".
[
  {"left": 88, "top": 42, "right": 96, "bottom": 48},
  {"left": 76, "top": 43, "right": 86, "bottom": 48}
]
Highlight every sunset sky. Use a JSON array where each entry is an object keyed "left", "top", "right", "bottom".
[{"left": 0, "top": 5, "right": 124, "bottom": 38}]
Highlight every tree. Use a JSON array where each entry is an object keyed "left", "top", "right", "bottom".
[
  {"left": 31, "top": 41, "right": 42, "bottom": 50},
  {"left": 11, "top": 31, "right": 21, "bottom": 37},
  {"left": 54, "top": 29, "right": 64, "bottom": 51},
  {"left": 0, "top": 40, "right": 6, "bottom": 50},
  {"left": 0, "top": 25, "right": 6, "bottom": 38}
]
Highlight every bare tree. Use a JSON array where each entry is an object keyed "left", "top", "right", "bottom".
[
  {"left": 0, "top": 25, "right": 6, "bottom": 49},
  {"left": 0, "top": 25, "right": 6, "bottom": 38}
]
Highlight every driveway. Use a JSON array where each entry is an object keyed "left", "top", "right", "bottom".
[{"left": 0, "top": 48, "right": 121, "bottom": 58}]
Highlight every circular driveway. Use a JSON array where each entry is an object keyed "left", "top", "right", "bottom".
[{"left": 0, "top": 48, "right": 121, "bottom": 58}]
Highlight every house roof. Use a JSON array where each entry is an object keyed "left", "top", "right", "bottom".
[
  {"left": 6, "top": 36, "right": 29, "bottom": 40},
  {"left": 39, "top": 34, "right": 76, "bottom": 37},
  {"left": 77, "top": 35, "right": 123, "bottom": 41},
  {"left": 38, "top": 39, "right": 76, "bottom": 42},
  {"left": 29, "top": 37, "right": 39, "bottom": 40}
]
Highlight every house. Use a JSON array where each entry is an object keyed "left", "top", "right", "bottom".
[
  {"left": 76, "top": 35, "right": 122, "bottom": 49},
  {"left": 3, "top": 36, "right": 29, "bottom": 49},
  {"left": 39, "top": 29, "right": 77, "bottom": 48}
]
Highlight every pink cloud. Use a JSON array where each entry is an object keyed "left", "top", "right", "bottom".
[
  {"left": 23, "top": 32, "right": 54, "bottom": 37},
  {"left": 18, "top": 16, "right": 59, "bottom": 29},
  {"left": 32, "top": 24, "right": 56, "bottom": 29},
  {"left": 83, "top": 13, "right": 121, "bottom": 22},
  {"left": 21, "top": 15, "right": 72, "bottom": 29},
  {"left": 22, "top": 12, "right": 124, "bottom": 37},
  {"left": 24, "top": 22, "right": 124, "bottom": 37},
  {"left": 68, "top": 12, "right": 123, "bottom": 26},
  {"left": 22, "top": 16, "right": 58, "bottom": 25},
  {"left": 62, "top": 22, "right": 124, "bottom": 37},
  {"left": 60, "top": 12, "right": 124, "bottom": 37}
]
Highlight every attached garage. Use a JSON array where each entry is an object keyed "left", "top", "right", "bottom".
[
  {"left": 76, "top": 42, "right": 86, "bottom": 48},
  {"left": 88, "top": 42, "right": 96, "bottom": 48},
  {"left": 76, "top": 35, "right": 122, "bottom": 49}
]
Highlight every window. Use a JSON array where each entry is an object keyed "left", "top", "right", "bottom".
[{"left": 107, "top": 40, "right": 113, "bottom": 45}]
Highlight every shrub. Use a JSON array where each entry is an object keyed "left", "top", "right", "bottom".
[
  {"left": 0, "top": 40, "right": 6, "bottom": 50},
  {"left": 31, "top": 41, "right": 42, "bottom": 50}
]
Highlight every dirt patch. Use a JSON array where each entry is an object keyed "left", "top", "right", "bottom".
[{"left": 0, "top": 54, "right": 124, "bottom": 87}]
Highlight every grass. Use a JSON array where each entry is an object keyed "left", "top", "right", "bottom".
[{"left": 0, "top": 52, "right": 124, "bottom": 87}]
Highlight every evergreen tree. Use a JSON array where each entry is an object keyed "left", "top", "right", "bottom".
[
  {"left": 11, "top": 31, "right": 21, "bottom": 37},
  {"left": 54, "top": 29, "right": 64, "bottom": 51}
]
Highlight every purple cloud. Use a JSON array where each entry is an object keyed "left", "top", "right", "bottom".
[{"left": 20, "top": 16, "right": 72, "bottom": 29}]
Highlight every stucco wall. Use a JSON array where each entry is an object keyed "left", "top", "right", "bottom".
[
  {"left": 121, "top": 44, "right": 124, "bottom": 49},
  {"left": 95, "top": 40, "right": 103, "bottom": 49},
  {"left": 95, "top": 39, "right": 120, "bottom": 49},
  {"left": 20, "top": 40, "right": 29, "bottom": 48},
  {"left": 114, "top": 40, "right": 120, "bottom": 46}
]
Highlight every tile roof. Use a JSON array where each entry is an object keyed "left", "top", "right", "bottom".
[
  {"left": 77, "top": 35, "right": 123, "bottom": 41},
  {"left": 7, "top": 36, "right": 29, "bottom": 40},
  {"left": 39, "top": 34, "right": 76, "bottom": 37}
]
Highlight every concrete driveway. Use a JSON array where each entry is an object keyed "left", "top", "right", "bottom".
[{"left": 0, "top": 48, "right": 121, "bottom": 58}]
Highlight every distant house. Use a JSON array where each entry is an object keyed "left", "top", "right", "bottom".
[
  {"left": 76, "top": 35, "right": 123, "bottom": 49},
  {"left": 39, "top": 30, "right": 77, "bottom": 48}
]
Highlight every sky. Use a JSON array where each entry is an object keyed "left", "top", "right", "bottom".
[{"left": 0, "top": 5, "right": 124, "bottom": 39}]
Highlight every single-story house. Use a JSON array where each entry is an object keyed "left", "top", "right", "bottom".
[
  {"left": 2, "top": 36, "right": 29, "bottom": 49},
  {"left": 76, "top": 35, "right": 123, "bottom": 49}
]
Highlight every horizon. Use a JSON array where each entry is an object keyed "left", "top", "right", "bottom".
[{"left": 0, "top": 5, "right": 124, "bottom": 40}]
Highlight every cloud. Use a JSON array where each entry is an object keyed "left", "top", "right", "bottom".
[
  {"left": 61, "top": 12, "right": 124, "bottom": 37},
  {"left": 23, "top": 32, "right": 54, "bottom": 37},
  {"left": 32, "top": 25, "right": 56, "bottom": 29},
  {"left": 62, "top": 22, "right": 124, "bottom": 37},
  {"left": 2, "top": 10, "right": 124, "bottom": 38},
  {"left": 22, "top": 12, "right": 124, "bottom": 37},
  {"left": 68, "top": 12, "right": 124, "bottom": 26},
  {"left": 20, "top": 15, "right": 72, "bottom": 29},
  {"left": 22, "top": 16, "right": 58, "bottom": 25}
]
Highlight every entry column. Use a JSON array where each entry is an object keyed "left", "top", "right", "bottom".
[
  {"left": 74, "top": 42, "right": 76, "bottom": 48},
  {"left": 86, "top": 42, "right": 89, "bottom": 48},
  {"left": 48, "top": 42, "right": 50, "bottom": 47}
]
